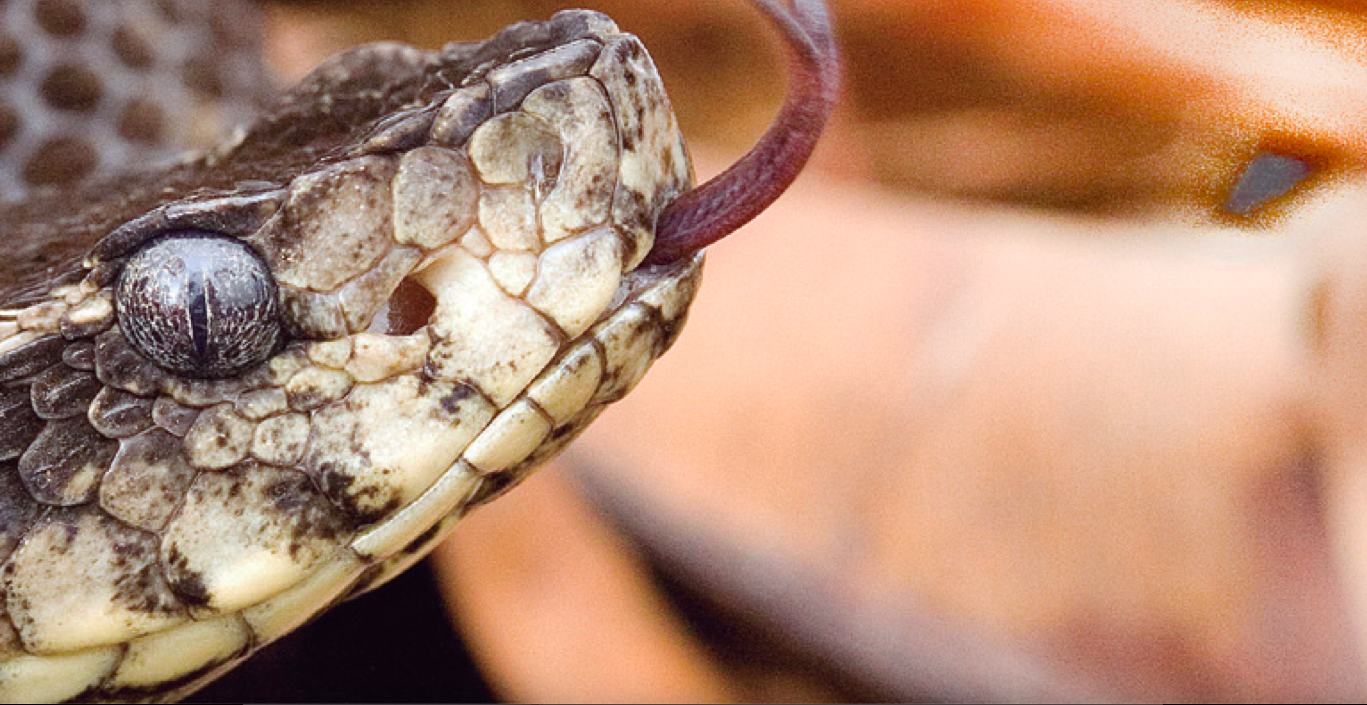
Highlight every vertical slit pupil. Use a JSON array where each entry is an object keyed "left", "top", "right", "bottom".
[{"left": 188, "top": 273, "right": 209, "bottom": 360}]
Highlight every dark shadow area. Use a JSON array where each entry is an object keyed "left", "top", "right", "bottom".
[{"left": 188, "top": 562, "right": 496, "bottom": 703}]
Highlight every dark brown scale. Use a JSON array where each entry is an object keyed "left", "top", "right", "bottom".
[
  {"left": 0, "top": 335, "right": 65, "bottom": 383},
  {"left": 358, "top": 107, "right": 440, "bottom": 154},
  {"left": 39, "top": 63, "right": 103, "bottom": 113},
  {"left": 29, "top": 362, "right": 101, "bottom": 419},
  {"left": 384, "top": 277, "right": 437, "bottom": 336},
  {"left": 60, "top": 340, "right": 95, "bottom": 371},
  {"left": 58, "top": 300, "right": 115, "bottom": 340},
  {"left": 22, "top": 136, "right": 97, "bottom": 188},
  {"left": 17, "top": 415, "right": 117, "bottom": 505},
  {"left": 429, "top": 84, "right": 491, "bottom": 147},
  {"left": 84, "top": 260, "right": 124, "bottom": 290},
  {"left": 32, "top": 0, "right": 86, "bottom": 37},
  {"left": 0, "top": 467, "right": 38, "bottom": 562},
  {"left": 160, "top": 190, "right": 285, "bottom": 241},
  {"left": 93, "top": 329, "right": 169, "bottom": 397},
  {"left": 487, "top": 39, "right": 602, "bottom": 111},
  {"left": 88, "top": 386, "right": 155, "bottom": 438},
  {"left": 0, "top": 384, "right": 42, "bottom": 460}
]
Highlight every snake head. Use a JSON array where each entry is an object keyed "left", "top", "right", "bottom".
[{"left": 0, "top": 3, "right": 835, "bottom": 702}]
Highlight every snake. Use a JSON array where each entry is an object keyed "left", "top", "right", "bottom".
[{"left": 0, "top": 0, "right": 837, "bottom": 701}]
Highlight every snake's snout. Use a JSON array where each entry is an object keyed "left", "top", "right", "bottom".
[{"left": 0, "top": 8, "right": 729, "bottom": 701}]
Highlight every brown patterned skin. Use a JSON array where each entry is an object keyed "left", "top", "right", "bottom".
[
  {"left": 0, "top": 0, "right": 271, "bottom": 199},
  {"left": 0, "top": 7, "right": 701, "bottom": 701}
]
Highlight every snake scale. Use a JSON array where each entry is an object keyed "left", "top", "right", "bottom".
[{"left": 0, "top": 0, "right": 837, "bottom": 701}]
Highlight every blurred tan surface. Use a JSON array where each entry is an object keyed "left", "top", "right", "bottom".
[
  {"left": 438, "top": 159, "right": 1361, "bottom": 702},
  {"left": 267, "top": 0, "right": 1367, "bottom": 701}
]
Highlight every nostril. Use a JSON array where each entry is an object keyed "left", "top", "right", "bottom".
[{"left": 380, "top": 276, "right": 437, "bottom": 335}]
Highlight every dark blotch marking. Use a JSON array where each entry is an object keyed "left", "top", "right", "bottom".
[
  {"left": 0, "top": 31, "right": 22, "bottom": 78},
  {"left": 315, "top": 457, "right": 401, "bottom": 525},
  {"left": 438, "top": 383, "right": 477, "bottom": 415},
  {"left": 615, "top": 186, "right": 652, "bottom": 241},
  {"left": 249, "top": 470, "right": 350, "bottom": 558},
  {"left": 111, "top": 24, "right": 155, "bottom": 68},
  {"left": 342, "top": 563, "right": 388, "bottom": 600},
  {"left": 118, "top": 97, "right": 166, "bottom": 144},
  {"left": 266, "top": 477, "right": 313, "bottom": 514},
  {"left": 0, "top": 104, "right": 17, "bottom": 151},
  {"left": 106, "top": 523, "right": 184, "bottom": 616},
  {"left": 33, "top": 0, "right": 86, "bottom": 37},
  {"left": 547, "top": 420, "right": 581, "bottom": 444},
  {"left": 284, "top": 384, "right": 331, "bottom": 413},
  {"left": 165, "top": 545, "right": 212, "bottom": 607},
  {"left": 152, "top": 0, "right": 182, "bottom": 23},
  {"left": 182, "top": 55, "right": 224, "bottom": 99},
  {"left": 22, "top": 136, "right": 97, "bottom": 187},
  {"left": 40, "top": 63, "right": 103, "bottom": 113},
  {"left": 401, "top": 520, "right": 446, "bottom": 559}
]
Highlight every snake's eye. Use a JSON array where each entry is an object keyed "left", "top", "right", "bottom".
[{"left": 115, "top": 232, "right": 283, "bottom": 378}]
